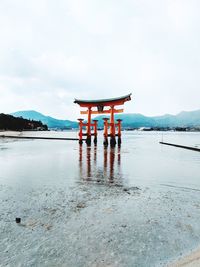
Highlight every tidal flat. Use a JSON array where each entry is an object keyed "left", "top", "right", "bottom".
[{"left": 0, "top": 131, "right": 200, "bottom": 267}]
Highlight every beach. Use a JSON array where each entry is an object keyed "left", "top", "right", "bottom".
[
  {"left": 1, "top": 131, "right": 200, "bottom": 266},
  {"left": 169, "top": 248, "right": 200, "bottom": 266}
]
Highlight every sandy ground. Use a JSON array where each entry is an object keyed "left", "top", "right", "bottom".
[
  {"left": 169, "top": 248, "right": 200, "bottom": 267},
  {"left": 1, "top": 182, "right": 200, "bottom": 267},
  {"left": 1, "top": 133, "right": 200, "bottom": 266}
]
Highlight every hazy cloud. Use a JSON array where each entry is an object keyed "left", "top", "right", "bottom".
[{"left": 0, "top": 0, "right": 200, "bottom": 119}]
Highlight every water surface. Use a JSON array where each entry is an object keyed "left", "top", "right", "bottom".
[
  {"left": 0, "top": 131, "right": 199, "bottom": 191},
  {"left": 1, "top": 131, "right": 200, "bottom": 267}
]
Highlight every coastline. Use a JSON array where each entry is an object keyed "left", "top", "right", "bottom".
[{"left": 168, "top": 247, "right": 200, "bottom": 267}]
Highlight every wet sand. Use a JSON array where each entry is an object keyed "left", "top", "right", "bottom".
[
  {"left": 169, "top": 248, "right": 200, "bottom": 266},
  {"left": 1, "top": 182, "right": 200, "bottom": 267},
  {"left": 1, "top": 132, "right": 200, "bottom": 266}
]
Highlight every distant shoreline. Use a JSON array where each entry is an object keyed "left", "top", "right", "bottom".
[
  {"left": 168, "top": 247, "right": 200, "bottom": 266},
  {"left": 10, "top": 109, "right": 200, "bottom": 130},
  {"left": 6, "top": 127, "right": 198, "bottom": 132}
]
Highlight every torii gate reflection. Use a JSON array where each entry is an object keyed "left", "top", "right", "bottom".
[{"left": 79, "top": 145, "right": 122, "bottom": 185}]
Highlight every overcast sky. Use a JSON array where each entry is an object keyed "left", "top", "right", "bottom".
[{"left": 0, "top": 0, "right": 200, "bottom": 119}]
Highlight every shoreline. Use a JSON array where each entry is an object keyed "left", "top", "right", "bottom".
[{"left": 168, "top": 247, "right": 200, "bottom": 267}]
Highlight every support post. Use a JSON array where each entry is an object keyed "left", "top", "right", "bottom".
[
  {"left": 110, "top": 106, "right": 116, "bottom": 147},
  {"left": 117, "top": 119, "right": 122, "bottom": 146},
  {"left": 103, "top": 118, "right": 109, "bottom": 146},
  {"left": 86, "top": 107, "right": 92, "bottom": 146},
  {"left": 78, "top": 119, "right": 84, "bottom": 145},
  {"left": 93, "top": 119, "right": 98, "bottom": 145}
]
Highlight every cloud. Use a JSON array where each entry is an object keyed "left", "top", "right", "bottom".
[{"left": 0, "top": 0, "right": 200, "bottom": 119}]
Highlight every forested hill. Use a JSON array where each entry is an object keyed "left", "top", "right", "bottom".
[
  {"left": 11, "top": 110, "right": 78, "bottom": 129},
  {"left": 11, "top": 109, "right": 200, "bottom": 129},
  {"left": 0, "top": 113, "right": 48, "bottom": 131}
]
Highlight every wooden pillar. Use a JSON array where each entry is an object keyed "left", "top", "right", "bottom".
[
  {"left": 103, "top": 118, "right": 109, "bottom": 146},
  {"left": 86, "top": 107, "right": 92, "bottom": 145},
  {"left": 110, "top": 106, "right": 116, "bottom": 147},
  {"left": 93, "top": 119, "right": 98, "bottom": 145},
  {"left": 78, "top": 119, "right": 84, "bottom": 145},
  {"left": 117, "top": 119, "right": 122, "bottom": 146}
]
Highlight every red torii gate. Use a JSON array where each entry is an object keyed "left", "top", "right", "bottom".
[{"left": 74, "top": 93, "right": 132, "bottom": 147}]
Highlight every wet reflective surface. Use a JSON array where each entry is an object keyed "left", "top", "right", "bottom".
[
  {"left": 1, "top": 131, "right": 200, "bottom": 267},
  {"left": 0, "top": 131, "right": 200, "bottom": 190},
  {"left": 79, "top": 145, "right": 122, "bottom": 186}
]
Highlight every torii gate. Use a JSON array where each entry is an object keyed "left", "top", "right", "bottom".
[{"left": 74, "top": 93, "right": 132, "bottom": 147}]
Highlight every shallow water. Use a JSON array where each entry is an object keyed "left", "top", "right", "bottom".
[
  {"left": 0, "top": 131, "right": 200, "bottom": 191},
  {"left": 1, "top": 131, "right": 200, "bottom": 267}
]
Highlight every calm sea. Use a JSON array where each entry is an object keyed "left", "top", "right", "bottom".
[{"left": 0, "top": 131, "right": 200, "bottom": 191}]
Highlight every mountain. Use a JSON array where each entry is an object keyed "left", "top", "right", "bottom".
[
  {"left": 11, "top": 110, "right": 78, "bottom": 129},
  {"left": 94, "top": 110, "right": 200, "bottom": 128},
  {"left": 94, "top": 113, "right": 155, "bottom": 128},
  {"left": 11, "top": 109, "right": 200, "bottom": 129}
]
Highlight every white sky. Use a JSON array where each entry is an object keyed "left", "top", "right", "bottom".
[{"left": 0, "top": 0, "right": 200, "bottom": 119}]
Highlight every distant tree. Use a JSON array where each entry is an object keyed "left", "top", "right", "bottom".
[{"left": 0, "top": 114, "right": 48, "bottom": 131}]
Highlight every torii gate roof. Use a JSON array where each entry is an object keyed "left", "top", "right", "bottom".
[{"left": 74, "top": 93, "right": 132, "bottom": 107}]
